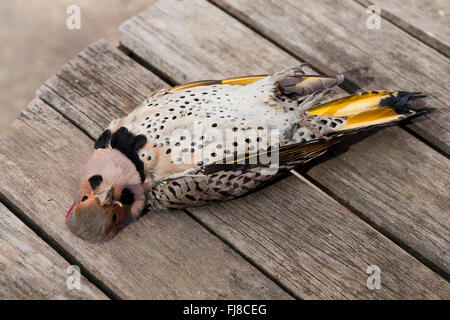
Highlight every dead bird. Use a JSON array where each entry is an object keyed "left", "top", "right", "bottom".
[{"left": 66, "top": 65, "right": 428, "bottom": 242}]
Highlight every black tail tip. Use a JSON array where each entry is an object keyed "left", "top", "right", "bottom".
[
  {"left": 402, "top": 92, "right": 433, "bottom": 117},
  {"left": 398, "top": 91, "right": 428, "bottom": 99},
  {"left": 381, "top": 91, "right": 432, "bottom": 116}
]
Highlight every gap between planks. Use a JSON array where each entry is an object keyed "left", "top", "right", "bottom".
[
  {"left": 117, "top": 0, "right": 450, "bottom": 296},
  {"left": 0, "top": 202, "right": 107, "bottom": 299},
  {"left": 30, "top": 33, "right": 448, "bottom": 297},
  {"left": 31, "top": 42, "right": 295, "bottom": 299},
  {"left": 117, "top": 37, "right": 450, "bottom": 282},
  {"left": 354, "top": 0, "right": 450, "bottom": 58},
  {"left": 296, "top": 172, "right": 450, "bottom": 283},
  {"left": 182, "top": 208, "right": 301, "bottom": 299},
  {"left": 35, "top": 93, "right": 297, "bottom": 299},
  {"left": 109, "top": 42, "right": 445, "bottom": 296},
  {"left": 207, "top": 0, "right": 449, "bottom": 159},
  {"left": 290, "top": 170, "right": 450, "bottom": 282},
  {"left": 0, "top": 191, "right": 120, "bottom": 299},
  {"left": 199, "top": 0, "right": 449, "bottom": 274}
]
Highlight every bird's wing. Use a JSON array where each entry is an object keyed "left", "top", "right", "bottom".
[
  {"left": 149, "top": 165, "right": 279, "bottom": 209},
  {"left": 203, "top": 136, "right": 345, "bottom": 175},
  {"left": 169, "top": 69, "right": 343, "bottom": 97},
  {"left": 169, "top": 66, "right": 344, "bottom": 112},
  {"left": 169, "top": 75, "right": 269, "bottom": 92},
  {"left": 147, "top": 136, "right": 346, "bottom": 209}
]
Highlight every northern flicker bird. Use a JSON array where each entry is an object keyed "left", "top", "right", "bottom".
[{"left": 66, "top": 65, "right": 427, "bottom": 242}]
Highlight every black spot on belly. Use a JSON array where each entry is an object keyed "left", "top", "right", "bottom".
[{"left": 110, "top": 127, "right": 147, "bottom": 182}]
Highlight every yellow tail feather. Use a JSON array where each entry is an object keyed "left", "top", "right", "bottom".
[{"left": 309, "top": 91, "right": 424, "bottom": 131}]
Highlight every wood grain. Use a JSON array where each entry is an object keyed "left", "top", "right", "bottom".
[
  {"left": 211, "top": 0, "right": 450, "bottom": 272},
  {"left": 118, "top": 0, "right": 450, "bottom": 298},
  {"left": 0, "top": 97, "right": 290, "bottom": 299},
  {"left": 0, "top": 203, "right": 107, "bottom": 299},
  {"left": 121, "top": 1, "right": 449, "bottom": 272},
  {"left": 38, "top": 39, "right": 168, "bottom": 139},
  {"left": 192, "top": 175, "right": 450, "bottom": 299},
  {"left": 308, "top": 126, "right": 450, "bottom": 272},
  {"left": 119, "top": 0, "right": 299, "bottom": 82},
  {"left": 355, "top": 0, "right": 450, "bottom": 57},
  {"left": 211, "top": 0, "right": 450, "bottom": 155}
]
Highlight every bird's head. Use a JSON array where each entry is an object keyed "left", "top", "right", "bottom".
[{"left": 66, "top": 148, "right": 146, "bottom": 243}]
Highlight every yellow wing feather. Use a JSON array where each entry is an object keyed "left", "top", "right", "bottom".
[{"left": 169, "top": 75, "right": 268, "bottom": 92}]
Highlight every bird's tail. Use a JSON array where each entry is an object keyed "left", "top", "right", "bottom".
[{"left": 308, "top": 91, "right": 430, "bottom": 132}]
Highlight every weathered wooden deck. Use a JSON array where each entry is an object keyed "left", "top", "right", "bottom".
[{"left": 1, "top": 0, "right": 449, "bottom": 299}]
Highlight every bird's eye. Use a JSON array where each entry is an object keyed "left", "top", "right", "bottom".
[
  {"left": 112, "top": 213, "right": 118, "bottom": 223},
  {"left": 81, "top": 195, "right": 88, "bottom": 202}
]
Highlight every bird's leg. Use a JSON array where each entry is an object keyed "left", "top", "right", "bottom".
[
  {"left": 299, "top": 89, "right": 336, "bottom": 112},
  {"left": 271, "top": 64, "right": 309, "bottom": 82}
]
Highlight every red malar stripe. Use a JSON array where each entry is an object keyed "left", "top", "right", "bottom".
[{"left": 65, "top": 202, "right": 75, "bottom": 224}]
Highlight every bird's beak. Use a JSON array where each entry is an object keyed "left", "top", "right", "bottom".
[
  {"left": 112, "top": 200, "right": 123, "bottom": 207},
  {"left": 94, "top": 184, "right": 115, "bottom": 206}
]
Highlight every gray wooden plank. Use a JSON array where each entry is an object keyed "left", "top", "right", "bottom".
[
  {"left": 355, "top": 0, "right": 450, "bottom": 57},
  {"left": 119, "top": 1, "right": 299, "bottom": 81},
  {"left": 0, "top": 97, "right": 290, "bottom": 299},
  {"left": 37, "top": 39, "right": 168, "bottom": 140},
  {"left": 117, "top": 0, "right": 450, "bottom": 298},
  {"left": 211, "top": 0, "right": 450, "bottom": 155},
  {"left": 192, "top": 175, "right": 450, "bottom": 299},
  {"left": 0, "top": 202, "right": 108, "bottom": 300},
  {"left": 119, "top": 0, "right": 450, "bottom": 277},
  {"left": 308, "top": 126, "right": 450, "bottom": 273}
]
